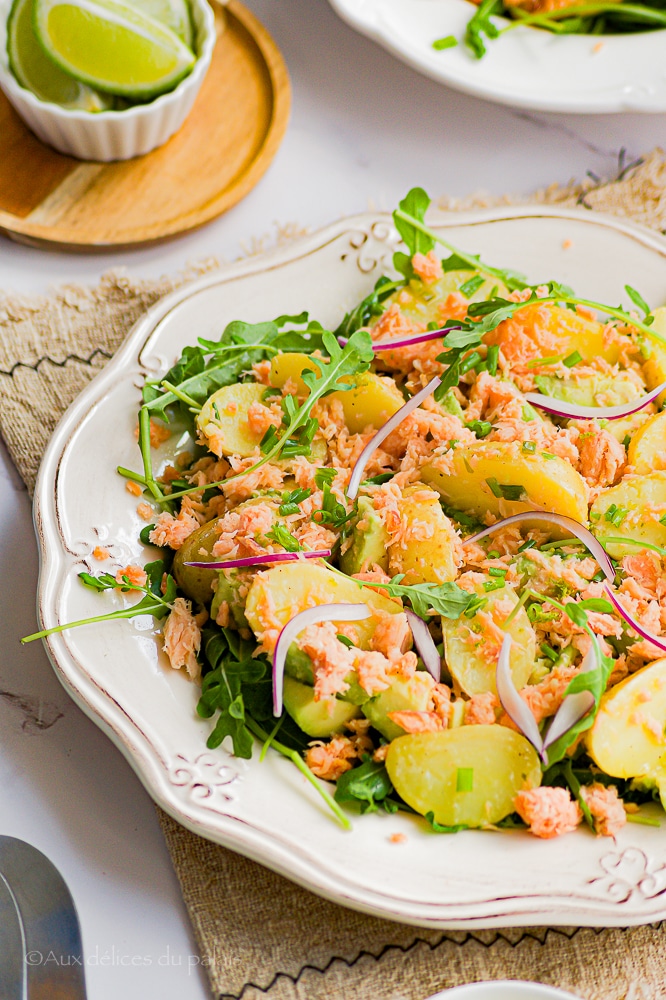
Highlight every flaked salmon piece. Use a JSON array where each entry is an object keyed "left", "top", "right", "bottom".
[
  {"left": 430, "top": 683, "right": 452, "bottom": 726},
  {"left": 483, "top": 304, "right": 564, "bottom": 368},
  {"left": 621, "top": 550, "right": 662, "bottom": 600},
  {"left": 221, "top": 455, "right": 285, "bottom": 503},
  {"left": 580, "top": 783, "right": 627, "bottom": 837},
  {"left": 465, "top": 691, "right": 499, "bottom": 726},
  {"left": 412, "top": 250, "right": 443, "bottom": 284},
  {"left": 438, "top": 291, "right": 468, "bottom": 322},
  {"left": 247, "top": 400, "right": 282, "bottom": 437},
  {"left": 93, "top": 545, "right": 110, "bottom": 561},
  {"left": 150, "top": 509, "right": 200, "bottom": 550},
  {"left": 514, "top": 787, "right": 582, "bottom": 839},
  {"left": 305, "top": 736, "right": 360, "bottom": 781},
  {"left": 370, "top": 612, "right": 412, "bottom": 661},
  {"left": 115, "top": 564, "right": 147, "bottom": 588},
  {"left": 298, "top": 622, "right": 356, "bottom": 701},
  {"left": 578, "top": 428, "right": 626, "bottom": 487},
  {"left": 354, "top": 649, "right": 394, "bottom": 696},
  {"left": 520, "top": 664, "right": 580, "bottom": 723},
  {"left": 215, "top": 599, "right": 230, "bottom": 627},
  {"left": 163, "top": 597, "right": 202, "bottom": 680},
  {"left": 137, "top": 502, "right": 154, "bottom": 522},
  {"left": 388, "top": 710, "right": 444, "bottom": 734},
  {"left": 126, "top": 480, "right": 143, "bottom": 497},
  {"left": 251, "top": 359, "right": 272, "bottom": 385}
]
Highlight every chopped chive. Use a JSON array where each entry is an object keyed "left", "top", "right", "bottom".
[
  {"left": 486, "top": 477, "right": 502, "bottom": 498},
  {"left": 488, "top": 566, "right": 507, "bottom": 577},
  {"left": 466, "top": 419, "right": 492, "bottom": 439},
  {"left": 433, "top": 34, "right": 458, "bottom": 50},
  {"left": 487, "top": 550, "right": 500, "bottom": 559},
  {"left": 463, "top": 457, "right": 474, "bottom": 474},
  {"left": 541, "top": 452, "right": 556, "bottom": 461},
  {"left": 485, "top": 344, "right": 499, "bottom": 377},
  {"left": 518, "top": 539, "right": 536, "bottom": 552},
  {"left": 456, "top": 767, "right": 474, "bottom": 792},
  {"left": 458, "top": 274, "right": 485, "bottom": 298},
  {"left": 483, "top": 579, "right": 505, "bottom": 592},
  {"left": 626, "top": 813, "right": 661, "bottom": 827},
  {"left": 521, "top": 441, "right": 537, "bottom": 453},
  {"left": 540, "top": 642, "right": 559, "bottom": 663},
  {"left": 604, "top": 504, "right": 629, "bottom": 527},
  {"left": 526, "top": 354, "right": 563, "bottom": 369},
  {"left": 563, "top": 350, "right": 583, "bottom": 368},
  {"left": 337, "top": 634, "right": 355, "bottom": 648}
]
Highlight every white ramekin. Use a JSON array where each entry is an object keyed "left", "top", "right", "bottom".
[{"left": 0, "top": 0, "right": 216, "bottom": 161}]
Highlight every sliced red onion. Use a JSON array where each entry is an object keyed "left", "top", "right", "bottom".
[
  {"left": 346, "top": 374, "right": 442, "bottom": 500},
  {"left": 605, "top": 585, "right": 666, "bottom": 654},
  {"left": 496, "top": 633, "right": 544, "bottom": 754},
  {"left": 524, "top": 381, "right": 666, "bottom": 421},
  {"left": 468, "top": 512, "right": 615, "bottom": 583},
  {"left": 404, "top": 609, "right": 441, "bottom": 681},
  {"left": 338, "top": 326, "right": 459, "bottom": 351},
  {"left": 184, "top": 549, "right": 331, "bottom": 569},
  {"left": 541, "top": 646, "right": 597, "bottom": 757},
  {"left": 272, "top": 603, "right": 372, "bottom": 716}
]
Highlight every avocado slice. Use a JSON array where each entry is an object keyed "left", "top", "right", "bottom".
[
  {"left": 282, "top": 676, "right": 362, "bottom": 737},
  {"left": 210, "top": 570, "right": 250, "bottom": 629},
  {"left": 339, "top": 496, "right": 389, "bottom": 575},
  {"left": 284, "top": 646, "right": 370, "bottom": 704},
  {"left": 534, "top": 372, "right": 640, "bottom": 408},
  {"left": 362, "top": 672, "right": 435, "bottom": 741}
]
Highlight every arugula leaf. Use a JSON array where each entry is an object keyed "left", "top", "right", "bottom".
[
  {"left": 335, "top": 276, "right": 403, "bottom": 340},
  {"left": 197, "top": 627, "right": 267, "bottom": 758},
  {"left": 356, "top": 575, "right": 473, "bottom": 620},
  {"left": 166, "top": 331, "right": 375, "bottom": 505},
  {"left": 334, "top": 758, "right": 395, "bottom": 813},
  {"left": 22, "top": 560, "right": 176, "bottom": 643},
  {"left": 142, "top": 314, "right": 326, "bottom": 422},
  {"left": 424, "top": 811, "right": 469, "bottom": 833},
  {"left": 392, "top": 188, "right": 435, "bottom": 278}
]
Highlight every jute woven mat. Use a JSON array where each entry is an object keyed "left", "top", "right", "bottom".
[{"left": 3, "top": 149, "right": 666, "bottom": 1000}]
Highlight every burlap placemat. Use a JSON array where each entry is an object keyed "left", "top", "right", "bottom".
[{"left": 3, "top": 149, "right": 666, "bottom": 1000}]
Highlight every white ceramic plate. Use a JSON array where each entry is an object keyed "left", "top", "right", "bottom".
[
  {"left": 429, "top": 983, "right": 581, "bottom": 999},
  {"left": 35, "top": 208, "right": 666, "bottom": 929},
  {"left": 327, "top": 0, "right": 666, "bottom": 114}
]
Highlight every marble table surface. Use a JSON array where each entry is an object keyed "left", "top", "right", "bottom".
[{"left": 0, "top": 0, "right": 664, "bottom": 996}]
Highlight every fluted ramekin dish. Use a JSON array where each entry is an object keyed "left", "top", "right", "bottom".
[{"left": 0, "top": 0, "right": 216, "bottom": 161}]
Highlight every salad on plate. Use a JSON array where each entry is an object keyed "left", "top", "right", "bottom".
[{"left": 25, "top": 188, "right": 666, "bottom": 841}]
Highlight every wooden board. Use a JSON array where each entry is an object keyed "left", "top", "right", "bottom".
[{"left": 0, "top": 1, "right": 290, "bottom": 252}]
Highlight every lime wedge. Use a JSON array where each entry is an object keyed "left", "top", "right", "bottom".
[
  {"left": 33, "top": 0, "right": 196, "bottom": 100},
  {"left": 7, "top": 0, "right": 112, "bottom": 109},
  {"left": 136, "top": 0, "right": 193, "bottom": 47}
]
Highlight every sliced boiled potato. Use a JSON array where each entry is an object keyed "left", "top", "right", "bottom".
[
  {"left": 442, "top": 584, "right": 536, "bottom": 696},
  {"left": 244, "top": 562, "right": 400, "bottom": 650},
  {"left": 196, "top": 382, "right": 268, "bottom": 458},
  {"left": 587, "top": 658, "right": 666, "bottom": 784},
  {"left": 331, "top": 373, "right": 404, "bottom": 434},
  {"left": 388, "top": 486, "right": 457, "bottom": 585},
  {"left": 363, "top": 673, "right": 436, "bottom": 741},
  {"left": 386, "top": 725, "right": 541, "bottom": 827},
  {"left": 590, "top": 472, "right": 666, "bottom": 558},
  {"left": 422, "top": 441, "right": 589, "bottom": 522},
  {"left": 270, "top": 352, "right": 403, "bottom": 432},
  {"left": 627, "top": 409, "right": 666, "bottom": 474},
  {"left": 483, "top": 303, "right": 620, "bottom": 365},
  {"left": 270, "top": 352, "right": 316, "bottom": 396}
]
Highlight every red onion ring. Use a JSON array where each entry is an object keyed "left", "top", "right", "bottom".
[
  {"left": 497, "top": 634, "right": 597, "bottom": 764},
  {"left": 272, "top": 603, "right": 372, "bottom": 716},
  {"left": 604, "top": 585, "right": 666, "bottom": 654},
  {"left": 541, "top": 647, "right": 596, "bottom": 756},
  {"left": 404, "top": 609, "right": 441, "bottom": 681},
  {"left": 184, "top": 549, "right": 331, "bottom": 569},
  {"left": 468, "top": 512, "right": 615, "bottom": 583},
  {"left": 524, "top": 381, "right": 666, "bottom": 421},
  {"left": 346, "top": 374, "right": 442, "bottom": 500},
  {"left": 339, "top": 326, "right": 459, "bottom": 351},
  {"left": 496, "top": 634, "right": 544, "bottom": 755}
]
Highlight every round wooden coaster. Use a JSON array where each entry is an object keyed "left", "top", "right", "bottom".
[{"left": 0, "top": 1, "right": 290, "bottom": 252}]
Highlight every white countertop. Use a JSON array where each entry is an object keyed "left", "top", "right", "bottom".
[{"left": 0, "top": 1, "right": 664, "bottom": 997}]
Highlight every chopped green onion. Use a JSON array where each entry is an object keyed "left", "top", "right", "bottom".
[
  {"left": 433, "top": 34, "right": 458, "bottom": 49},
  {"left": 456, "top": 767, "right": 474, "bottom": 792},
  {"left": 488, "top": 566, "right": 507, "bottom": 577},
  {"left": 521, "top": 441, "right": 537, "bottom": 454},
  {"left": 540, "top": 642, "right": 559, "bottom": 662},
  {"left": 563, "top": 350, "right": 583, "bottom": 368}
]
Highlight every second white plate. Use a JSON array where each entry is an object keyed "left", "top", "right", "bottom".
[{"left": 327, "top": 0, "right": 666, "bottom": 114}]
